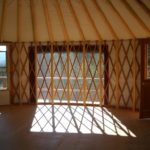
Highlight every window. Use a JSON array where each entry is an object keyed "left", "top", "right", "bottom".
[
  {"left": 0, "top": 46, "right": 7, "bottom": 90},
  {"left": 147, "top": 44, "right": 150, "bottom": 78}
]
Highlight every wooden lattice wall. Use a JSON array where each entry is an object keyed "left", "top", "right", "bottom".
[
  {"left": 9, "top": 40, "right": 141, "bottom": 110},
  {"left": 106, "top": 40, "right": 141, "bottom": 109}
]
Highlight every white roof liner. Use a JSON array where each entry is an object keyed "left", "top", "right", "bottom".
[{"left": 0, "top": 0, "right": 149, "bottom": 42}]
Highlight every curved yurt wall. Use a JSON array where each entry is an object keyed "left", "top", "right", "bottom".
[{"left": 0, "top": 0, "right": 149, "bottom": 111}]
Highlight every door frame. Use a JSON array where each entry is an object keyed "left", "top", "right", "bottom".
[
  {"left": 140, "top": 38, "right": 150, "bottom": 118},
  {"left": 29, "top": 44, "right": 109, "bottom": 106}
]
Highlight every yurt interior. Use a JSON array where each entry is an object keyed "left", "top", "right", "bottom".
[{"left": 0, "top": 0, "right": 150, "bottom": 150}]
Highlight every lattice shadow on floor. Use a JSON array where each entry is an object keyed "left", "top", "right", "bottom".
[{"left": 30, "top": 105, "right": 136, "bottom": 137}]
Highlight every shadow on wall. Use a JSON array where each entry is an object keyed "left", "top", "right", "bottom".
[{"left": 30, "top": 105, "right": 136, "bottom": 137}]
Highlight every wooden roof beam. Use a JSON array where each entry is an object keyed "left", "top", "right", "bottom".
[
  {"left": 80, "top": 0, "right": 103, "bottom": 41},
  {"left": 107, "top": 0, "right": 135, "bottom": 38},
  {"left": 42, "top": 0, "right": 54, "bottom": 42},
  {"left": 17, "top": 0, "right": 22, "bottom": 42},
  {"left": 0, "top": 0, "right": 7, "bottom": 42},
  {"left": 121, "top": 0, "right": 150, "bottom": 35},
  {"left": 67, "top": 0, "right": 85, "bottom": 41},
  {"left": 55, "top": 0, "right": 69, "bottom": 42},
  {"left": 30, "top": 0, "right": 38, "bottom": 42},
  {"left": 92, "top": 0, "right": 118, "bottom": 40},
  {"left": 136, "top": 0, "right": 150, "bottom": 17}
]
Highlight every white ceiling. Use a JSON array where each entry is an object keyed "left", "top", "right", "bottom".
[{"left": 0, "top": 0, "right": 150, "bottom": 42}]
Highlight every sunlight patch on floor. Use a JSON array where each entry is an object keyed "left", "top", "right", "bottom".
[
  {"left": 37, "top": 99, "right": 100, "bottom": 105},
  {"left": 30, "top": 105, "right": 136, "bottom": 137}
]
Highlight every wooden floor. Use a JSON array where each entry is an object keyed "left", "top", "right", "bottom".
[{"left": 0, "top": 105, "right": 150, "bottom": 150}]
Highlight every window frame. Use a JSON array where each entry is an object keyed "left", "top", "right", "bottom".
[
  {"left": 0, "top": 45, "right": 8, "bottom": 91},
  {"left": 146, "top": 44, "right": 150, "bottom": 79}
]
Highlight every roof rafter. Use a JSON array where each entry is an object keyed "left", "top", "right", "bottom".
[
  {"left": 107, "top": 0, "right": 135, "bottom": 38},
  {"left": 42, "top": 0, "right": 54, "bottom": 42},
  {"left": 67, "top": 0, "right": 85, "bottom": 41},
  {"left": 136, "top": 0, "right": 150, "bottom": 17},
  {"left": 17, "top": 0, "right": 22, "bottom": 42},
  {"left": 54, "top": 0, "right": 69, "bottom": 42},
  {"left": 92, "top": 0, "right": 118, "bottom": 40},
  {"left": 0, "top": 0, "right": 7, "bottom": 42},
  {"left": 30, "top": 0, "right": 38, "bottom": 42},
  {"left": 80, "top": 0, "right": 102, "bottom": 41},
  {"left": 121, "top": 0, "right": 150, "bottom": 35}
]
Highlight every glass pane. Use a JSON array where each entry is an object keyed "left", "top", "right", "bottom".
[
  {"left": 147, "top": 44, "right": 150, "bottom": 78},
  {"left": 53, "top": 51, "right": 67, "bottom": 103},
  {"left": 70, "top": 51, "right": 83, "bottom": 103},
  {"left": 0, "top": 52, "right": 6, "bottom": 67},
  {"left": 0, "top": 46, "right": 7, "bottom": 90},
  {"left": 37, "top": 50, "right": 52, "bottom": 103}
]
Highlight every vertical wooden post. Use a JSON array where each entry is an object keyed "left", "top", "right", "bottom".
[
  {"left": 99, "top": 42, "right": 103, "bottom": 106},
  {"left": 9, "top": 44, "right": 14, "bottom": 104},
  {"left": 29, "top": 42, "right": 36, "bottom": 103},
  {"left": 35, "top": 43, "right": 38, "bottom": 103},
  {"left": 67, "top": 43, "right": 70, "bottom": 104},
  {"left": 115, "top": 40, "right": 120, "bottom": 108},
  {"left": 82, "top": 42, "right": 86, "bottom": 105},
  {"left": 18, "top": 43, "right": 22, "bottom": 104},
  {"left": 51, "top": 43, "right": 54, "bottom": 105},
  {"left": 132, "top": 39, "right": 136, "bottom": 111},
  {"left": 104, "top": 43, "right": 109, "bottom": 105}
]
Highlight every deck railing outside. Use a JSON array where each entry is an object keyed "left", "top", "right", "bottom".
[{"left": 0, "top": 76, "right": 7, "bottom": 90}]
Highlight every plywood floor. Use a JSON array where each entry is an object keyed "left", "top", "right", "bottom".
[{"left": 0, "top": 105, "right": 150, "bottom": 150}]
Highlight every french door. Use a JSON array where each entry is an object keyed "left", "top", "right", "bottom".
[
  {"left": 140, "top": 39, "right": 150, "bottom": 118},
  {"left": 35, "top": 44, "right": 108, "bottom": 105}
]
